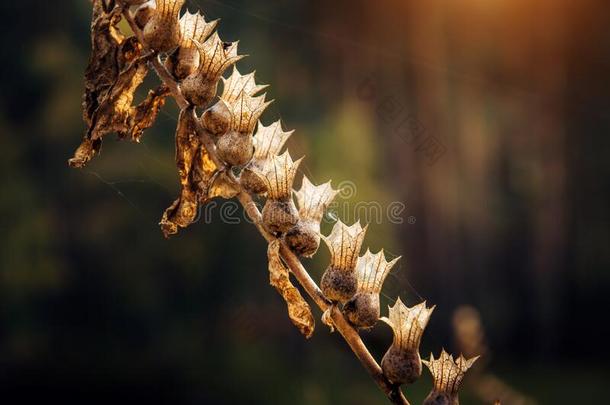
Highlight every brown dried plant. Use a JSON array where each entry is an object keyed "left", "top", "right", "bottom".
[{"left": 69, "top": 2, "right": 483, "bottom": 404}]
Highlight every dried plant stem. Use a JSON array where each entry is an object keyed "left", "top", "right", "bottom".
[
  {"left": 122, "top": 6, "right": 409, "bottom": 405},
  {"left": 238, "top": 190, "right": 409, "bottom": 405}
]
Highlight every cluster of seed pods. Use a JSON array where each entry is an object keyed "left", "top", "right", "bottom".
[{"left": 114, "top": 1, "right": 481, "bottom": 402}]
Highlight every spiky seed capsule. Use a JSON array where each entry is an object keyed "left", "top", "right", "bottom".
[
  {"left": 241, "top": 120, "right": 292, "bottom": 194},
  {"left": 422, "top": 351, "right": 479, "bottom": 405},
  {"left": 343, "top": 250, "right": 399, "bottom": 328},
  {"left": 285, "top": 220, "right": 320, "bottom": 257},
  {"left": 261, "top": 152, "right": 302, "bottom": 234},
  {"left": 216, "top": 131, "right": 254, "bottom": 167},
  {"left": 240, "top": 163, "right": 267, "bottom": 194},
  {"left": 211, "top": 70, "right": 269, "bottom": 165},
  {"left": 165, "top": 11, "right": 218, "bottom": 80},
  {"left": 285, "top": 176, "right": 339, "bottom": 257},
  {"left": 380, "top": 298, "right": 435, "bottom": 385},
  {"left": 201, "top": 99, "right": 231, "bottom": 138},
  {"left": 142, "top": 0, "right": 184, "bottom": 53},
  {"left": 320, "top": 220, "right": 367, "bottom": 303},
  {"left": 343, "top": 292, "right": 379, "bottom": 327},
  {"left": 134, "top": 1, "right": 156, "bottom": 30},
  {"left": 216, "top": 92, "right": 272, "bottom": 166},
  {"left": 180, "top": 33, "right": 244, "bottom": 106},
  {"left": 262, "top": 199, "right": 300, "bottom": 235},
  {"left": 382, "top": 345, "right": 422, "bottom": 386}
]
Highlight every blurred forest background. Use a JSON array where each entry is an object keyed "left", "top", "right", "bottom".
[{"left": 1, "top": 0, "right": 609, "bottom": 404}]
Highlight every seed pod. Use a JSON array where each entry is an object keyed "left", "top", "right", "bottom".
[
  {"left": 261, "top": 152, "right": 302, "bottom": 234},
  {"left": 201, "top": 68, "right": 268, "bottom": 140},
  {"left": 216, "top": 129, "right": 253, "bottom": 167},
  {"left": 180, "top": 33, "right": 244, "bottom": 106},
  {"left": 241, "top": 120, "right": 292, "bottom": 194},
  {"left": 285, "top": 176, "right": 339, "bottom": 257},
  {"left": 142, "top": 0, "right": 185, "bottom": 53},
  {"left": 200, "top": 99, "right": 231, "bottom": 138},
  {"left": 134, "top": 1, "right": 156, "bottom": 30},
  {"left": 216, "top": 91, "right": 272, "bottom": 166},
  {"left": 380, "top": 298, "right": 435, "bottom": 385},
  {"left": 320, "top": 220, "right": 368, "bottom": 303},
  {"left": 165, "top": 10, "right": 218, "bottom": 80},
  {"left": 343, "top": 249, "right": 399, "bottom": 328},
  {"left": 422, "top": 351, "right": 479, "bottom": 405}
]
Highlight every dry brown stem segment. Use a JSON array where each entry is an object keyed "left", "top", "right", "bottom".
[{"left": 267, "top": 240, "right": 315, "bottom": 338}]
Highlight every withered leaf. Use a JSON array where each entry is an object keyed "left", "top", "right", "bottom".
[
  {"left": 128, "top": 84, "right": 171, "bottom": 142},
  {"left": 159, "top": 187, "right": 199, "bottom": 237},
  {"left": 160, "top": 108, "right": 219, "bottom": 237},
  {"left": 82, "top": 0, "right": 125, "bottom": 127},
  {"left": 267, "top": 239, "right": 315, "bottom": 338},
  {"left": 69, "top": 0, "right": 168, "bottom": 168},
  {"left": 209, "top": 172, "right": 239, "bottom": 199}
]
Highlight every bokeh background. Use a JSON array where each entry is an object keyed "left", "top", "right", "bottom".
[{"left": 1, "top": 0, "right": 609, "bottom": 404}]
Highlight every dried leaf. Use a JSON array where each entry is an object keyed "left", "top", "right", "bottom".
[
  {"left": 267, "top": 240, "right": 315, "bottom": 338},
  {"left": 160, "top": 108, "right": 239, "bottom": 237},
  {"left": 82, "top": 0, "right": 125, "bottom": 127},
  {"left": 128, "top": 85, "right": 171, "bottom": 142},
  {"left": 159, "top": 187, "right": 199, "bottom": 237},
  {"left": 70, "top": 1, "right": 168, "bottom": 168},
  {"left": 209, "top": 172, "right": 240, "bottom": 199},
  {"left": 160, "top": 107, "right": 219, "bottom": 237}
]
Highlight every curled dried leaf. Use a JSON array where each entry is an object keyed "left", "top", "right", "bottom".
[
  {"left": 160, "top": 108, "right": 240, "bottom": 237},
  {"left": 209, "top": 171, "right": 239, "bottom": 199},
  {"left": 129, "top": 84, "right": 171, "bottom": 142},
  {"left": 160, "top": 187, "right": 199, "bottom": 237},
  {"left": 267, "top": 240, "right": 315, "bottom": 338},
  {"left": 160, "top": 107, "right": 218, "bottom": 237},
  {"left": 70, "top": 2, "right": 169, "bottom": 168},
  {"left": 82, "top": 0, "right": 125, "bottom": 127}
]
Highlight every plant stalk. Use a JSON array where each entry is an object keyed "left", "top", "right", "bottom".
[{"left": 122, "top": 5, "right": 409, "bottom": 404}]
